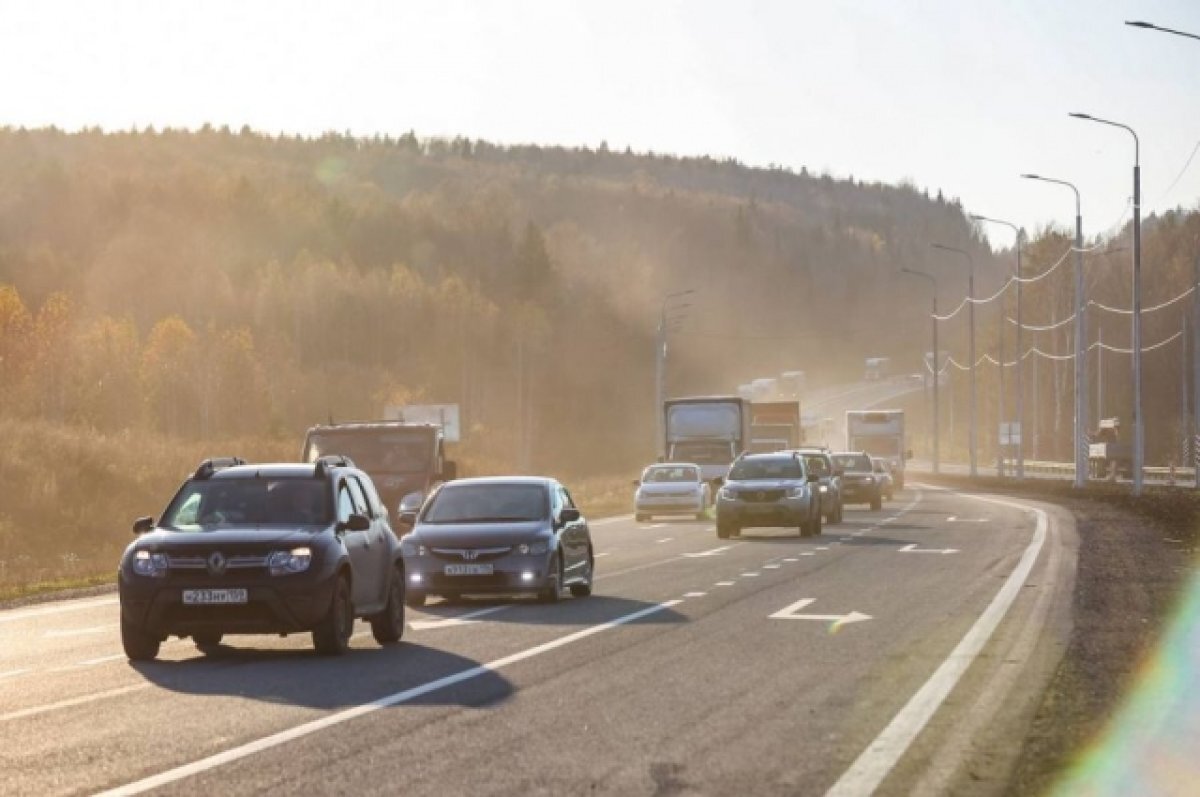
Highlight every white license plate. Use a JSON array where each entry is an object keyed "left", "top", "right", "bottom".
[
  {"left": 182, "top": 588, "right": 248, "bottom": 605},
  {"left": 444, "top": 564, "right": 494, "bottom": 576}
]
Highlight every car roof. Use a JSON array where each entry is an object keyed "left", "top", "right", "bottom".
[
  {"left": 208, "top": 463, "right": 348, "bottom": 480},
  {"left": 440, "top": 476, "right": 554, "bottom": 488},
  {"left": 644, "top": 462, "right": 701, "bottom": 469}
]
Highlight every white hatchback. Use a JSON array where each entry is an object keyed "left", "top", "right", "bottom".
[{"left": 633, "top": 463, "right": 710, "bottom": 522}]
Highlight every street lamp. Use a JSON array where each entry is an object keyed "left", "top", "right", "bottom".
[
  {"left": 901, "top": 267, "right": 940, "bottom": 474},
  {"left": 1126, "top": 20, "right": 1200, "bottom": 41},
  {"left": 970, "top": 214, "right": 1026, "bottom": 479},
  {"left": 656, "top": 289, "right": 695, "bottom": 459},
  {"left": 932, "top": 243, "right": 977, "bottom": 477},
  {"left": 1020, "top": 173, "right": 1088, "bottom": 489},
  {"left": 1070, "top": 112, "right": 1143, "bottom": 494}
]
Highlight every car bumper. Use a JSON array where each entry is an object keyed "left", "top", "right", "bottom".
[
  {"left": 119, "top": 574, "right": 337, "bottom": 637},
  {"left": 405, "top": 556, "right": 551, "bottom": 596},
  {"left": 716, "top": 497, "right": 812, "bottom": 527},
  {"left": 841, "top": 482, "right": 880, "bottom": 501},
  {"left": 635, "top": 496, "right": 705, "bottom": 513}
]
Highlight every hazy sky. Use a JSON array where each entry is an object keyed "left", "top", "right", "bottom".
[{"left": 3, "top": 0, "right": 1198, "bottom": 242}]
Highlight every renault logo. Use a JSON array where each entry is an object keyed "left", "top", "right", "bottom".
[
  {"left": 461, "top": 550, "right": 478, "bottom": 561},
  {"left": 207, "top": 552, "right": 227, "bottom": 576}
]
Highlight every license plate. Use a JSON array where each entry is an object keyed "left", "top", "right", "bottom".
[
  {"left": 182, "top": 588, "right": 248, "bottom": 605},
  {"left": 444, "top": 564, "right": 494, "bottom": 576}
]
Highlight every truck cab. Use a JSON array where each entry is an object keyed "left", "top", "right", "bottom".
[{"left": 302, "top": 422, "right": 457, "bottom": 526}]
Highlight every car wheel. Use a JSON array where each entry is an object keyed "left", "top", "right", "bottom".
[
  {"left": 717, "top": 521, "right": 737, "bottom": 539},
  {"left": 812, "top": 508, "right": 823, "bottom": 536},
  {"left": 370, "top": 567, "right": 406, "bottom": 645},
  {"left": 313, "top": 575, "right": 354, "bottom": 655},
  {"left": 870, "top": 494, "right": 882, "bottom": 512},
  {"left": 193, "top": 632, "right": 223, "bottom": 654},
  {"left": 539, "top": 553, "right": 562, "bottom": 603},
  {"left": 121, "top": 614, "right": 160, "bottom": 661},
  {"left": 405, "top": 589, "right": 427, "bottom": 608},
  {"left": 635, "top": 513, "right": 649, "bottom": 523},
  {"left": 836, "top": 503, "right": 844, "bottom": 524},
  {"left": 570, "top": 549, "right": 594, "bottom": 598}
]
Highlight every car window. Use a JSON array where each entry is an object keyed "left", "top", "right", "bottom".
[
  {"left": 806, "top": 456, "right": 830, "bottom": 477},
  {"left": 337, "top": 484, "right": 355, "bottom": 524},
  {"left": 358, "top": 476, "right": 387, "bottom": 518},
  {"left": 558, "top": 486, "right": 576, "bottom": 510},
  {"left": 346, "top": 476, "right": 372, "bottom": 517},
  {"left": 423, "top": 483, "right": 549, "bottom": 523},
  {"left": 160, "top": 478, "right": 332, "bottom": 530},
  {"left": 644, "top": 466, "right": 700, "bottom": 483},
  {"left": 833, "top": 454, "right": 873, "bottom": 472},
  {"left": 728, "top": 457, "right": 804, "bottom": 480}
]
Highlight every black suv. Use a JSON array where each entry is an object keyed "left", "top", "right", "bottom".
[
  {"left": 118, "top": 457, "right": 407, "bottom": 660},
  {"left": 832, "top": 452, "right": 882, "bottom": 511}
]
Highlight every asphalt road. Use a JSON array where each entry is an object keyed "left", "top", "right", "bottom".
[{"left": 0, "top": 486, "right": 1076, "bottom": 796}]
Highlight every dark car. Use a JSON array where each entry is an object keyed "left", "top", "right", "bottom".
[
  {"left": 871, "top": 456, "right": 895, "bottom": 500},
  {"left": 832, "top": 451, "right": 882, "bottom": 511},
  {"left": 117, "top": 456, "right": 407, "bottom": 661},
  {"left": 715, "top": 452, "right": 822, "bottom": 539},
  {"left": 795, "top": 448, "right": 843, "bottom": 524},
  {"left": 399, "top": 477, "right": 594, "bottom": 605}
]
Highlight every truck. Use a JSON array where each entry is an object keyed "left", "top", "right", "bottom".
[
  {"left": 663, "top": 396, "right": 752, "bottom": 487},
  {"left": 864, "top": 357, "right": 890, "bottom": 381},
  {"left": 749, "top": 400, "right": 803, "bottom": 453},
  {"left": 846, "top": 409, "right": 910, "bottom": 488},
  {"left": 778, "top": 370, "right": 806, "bottom": 399},
  {"left": 1088, "top": 418, "right": 1132, "bottom": 479},
  {"left": 301, "top": 420, "right": 457, "bottom": 523}
]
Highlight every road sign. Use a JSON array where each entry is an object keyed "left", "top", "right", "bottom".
[{"left": 999, "top": 422, "right": 1021, "bottom": 446}]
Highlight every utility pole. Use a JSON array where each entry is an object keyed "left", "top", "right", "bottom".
[
  {"left": 1194, "top": 250, "right": 1200, "bottom": 489},
  {"left": 655, "top": 289, "right": 695, "bottom": 460}
]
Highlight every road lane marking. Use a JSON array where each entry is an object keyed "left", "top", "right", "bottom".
[
  {"left": 0, "top": 669, "right": 30, "bottom": 681},
  {"left": 648, "top": 523, "right": 666, "bottom": 529},
  {"left": 769, "top": 598, "right": 872, "bottom": 628},
  {"left": 49, "top": 654, "right": 126, "bottom": 672},
  {"left": 826, "top": 492, "right": 1048, "bottom": 797},
  {"left": 783, "top": 558, "right": 798, "bottom": 562},
  {"left": 589, "top": 515, "right": 634, "bottom": 527},
  {"left": 763, "top": 564, "right": 781, "bottom": 569},
  {"left": 946, "top": 516, "right": 989, "bottom": 523},
  {"left": 715, "top": 582, "right": 735, "bottom": 587},
  {"left": 815, "top": 547, "right": 829, "bottom": 551},
  {"left": 594, "top": 552, "right": 611, "bottom": 558},
  {"left": 655, "top": 537, "right": 673, "bottom": 544},
  {"left": 0, "top": 683, "right": 152, "bottom": 723},
  {"left": 97, "top": 600, "right": 684, "bottom": 796},
  {"left": 682, "top": 545, "right": 734, "bottom": 558},
  {"left": 409, "top": 604, "right": 512, "bottom": 631},
  {"left": 683, "top": 592, "right": 707, "bottom": 598},
  {"left": 801, "top": 552, "right": 816, "bottom": 556},
  {"left": 898, "top": 543, "right": 959, "bottom": 555},
  {"left": 0, "top": 596, "right": 118, "bottom": 624},
  {"left": 741, "top": 572, "right": 760, "bottom": 578},
  {"left": 43, "top": 623, "right": 118, "bottom": 638}
]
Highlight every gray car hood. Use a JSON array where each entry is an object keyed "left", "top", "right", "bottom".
[{"left": 411, "top": 520, "right": 549, "bottom": 548}]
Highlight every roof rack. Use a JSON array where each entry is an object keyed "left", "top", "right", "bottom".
[
  {"left": 314, "top": 455, "right": 356, "bottom": 478},
  {"left": 193, "top": 457, "right": 247, "bottom": 480}
]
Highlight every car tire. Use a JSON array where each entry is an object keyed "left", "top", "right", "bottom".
[
  {"left": 539, "top": 553, "right": 562, "bottom": 604},
  {"left": 121, "top": 614, "right": 160, "bottom": 661},
  {"left": 193, "top": 632, "right": 223, "bottom": 654},
  {"left": 405, "top": 590, "right": 427, "bottom": 608},
  {"left": 870, "top": 494, "right": 882, "bottom": 512},
  {"left": 636, "top": 513, "right": 649, "bottom": 523},
  {"left": 312, "top": 575, "right": 353, "bottom": 655},
  {"left": 811, "top": 508, "right": 822, "bottom": 536},
  {"left": 370, "top": 567, "right": 406, "bottom": 645},
  {"left": 716, "top": 521, "right": 735, "bottom": 539}
]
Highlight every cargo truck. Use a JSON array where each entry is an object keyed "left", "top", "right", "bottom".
[
  {"left": 846, "top": 409, "right": 910, "bottom": 488},
  {"left": 663, "top": 396, "right": 752, "bottom": 488},
  {"left": 749, "top": 400, "right": 802, "bottom": 453}
]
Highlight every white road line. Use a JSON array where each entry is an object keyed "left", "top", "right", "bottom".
[
  {"left": 589, "top": 514, "right": 634, "bottom": 527},
  {"left": 741, "top": 572, "right": 760, "bottom": 578},
  {"left": 655, "top": 537, "right": 674, "bottom": 544},
  {"left": 43, "top": 623, "right": 118, "bottom": 638},
  {"left": 763, "top": 564, "right": 781, "bottom": 570},
  {"left": 683, "top": 592, "right": 707, "bottom": 598},
  {"left": 715, "top": 581, "right": 736, "bottom": 587},
  {"left": 0, "top": 683, "right": 151, "bottom": 723},
  {"left": 815, "top": 547, "right": 829, "bottom": 551},
  {"left": 825, "top": 494, "right": 1048, "bottom": 797},
  {"left": 594, "top": 552, "right": 611, "bottom": 558},
  {"left": 50, "top": 654, "right": 126, "bottom": 671},
  {"left": 0, "top": 596, "right": 118, "bottom": 624},
  {"left": 783, "top": 558, "right": 799, "bottom": 563},
  {"left": 801, "top": 552, "right": 816, "bottom": 557},
  {"left": 97, "top": 600, "right": 683, "bottom": 796},
  {"left": 682, "top": 545, "right": 734, "bottom": 558},
  {"left": 648, "top": 523, "right": 667, "bottom": 529},
  {"left": 0, "top": 669, "right": 30, "bottom": 681},
  {"left": 409, "top": 604, "right": 513, "bottom": 632}
]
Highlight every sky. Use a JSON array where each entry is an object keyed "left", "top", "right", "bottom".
[{"left": 2, "top": 0, "right": 1198, "bottom": 243}]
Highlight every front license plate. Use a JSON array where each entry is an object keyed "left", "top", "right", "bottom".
[
  {"left": 182, "top": 588, "right": 248, "bottom": 605},
  {"left": 444, "top": 564, "right": 494, "bottom": 576}
]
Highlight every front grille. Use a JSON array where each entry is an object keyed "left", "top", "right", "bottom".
[
  {"left": 430, "top": 546, "right": 513, "bottom": 563},
  {"left": 738, "top": 489, "right": 786, "bottom": 502},
  {"left": 167, "top": 554, "right": 270, "bottom": 570}
]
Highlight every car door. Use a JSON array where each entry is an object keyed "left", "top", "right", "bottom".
[
  {"left": 337, "top": 479, "right": 376, "bottom": 610},
  {"left": 349, "top": 475, "right": 390, "bottom": 607},
  {"left": 557, "top": 485, "right": 588, "bottom": 577}
]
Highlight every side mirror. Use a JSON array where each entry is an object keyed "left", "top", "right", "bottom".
[
  {"left": 132, "top": 516, "right": 154, "bottom": 535},
  {"left": 397, "top": 510, "right": 418, "bottom": 527},
  {"left": 440, "top": 461, "right": 458, "bottom": 481},
  {"left": 559, "top": 508, "right": 582, "bottom": 524},
  {"left": 339, "top": 513, "right": 370, "bottom": 532}
]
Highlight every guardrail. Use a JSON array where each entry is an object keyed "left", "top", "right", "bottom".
[{"left": 908, "top": 459, "right": 1197, "bottom": 487}]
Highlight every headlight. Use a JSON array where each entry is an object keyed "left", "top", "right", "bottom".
[
  {"left": 132, "top": 550, "right": 168, "bottom": 578},
  {"left": 867, "top": 476, "right": 876, "bottom": 484},
  {"left": 400, "top": 540, "right": 428, "bottom": 557},
  {"left": 268, "top": 547, "right": 312, "bottom": 576},
  {"left": 517, "top": 541, "right": 550, "bottom": 555},
  {"left": 818, "top": 485, "right": 828, "bottom": 493}
]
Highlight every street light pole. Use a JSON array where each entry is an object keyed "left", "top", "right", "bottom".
[
  {"left": 1071, "top": 113, "right": 1143, "bottom": 494},
  {"left": 902, "top": 267, "right": 939, "bottom": 473},
  {"left": 656, "top": 289, "right": 695, "bottom": 460},
  {"left": 1021, "top": 174, "right": 1087, "bottom": 488},
  {"left": 970, "top": 215, "right": 1025, "bottom": 478},
  {"left": 932, "top": 243, "right": 976, "bottom": 477}
]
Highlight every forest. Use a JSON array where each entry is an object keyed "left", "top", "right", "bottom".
[{"left": 0, "top": 125, "right": 1196, "bottom": 588}]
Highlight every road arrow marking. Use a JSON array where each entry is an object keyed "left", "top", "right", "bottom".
[
  {"left": 682, "top": 545, "right": 734, "bottom": 558},
  {"left": 899, "top": 543, "right": 959, "bottom": 555},
  {"left": 769, "top": 598, "right": 872, "bottom": 628}
]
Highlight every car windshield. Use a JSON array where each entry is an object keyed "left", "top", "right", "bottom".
[
  {"left": 804, "top": 456, "right": 831, "bottom": 477},
  {"left": 728, "top": 457, "right": 803, "bottom": 480},
  {"left": 833, "top": 454, "right": 873, "bottom": 472},
  {"left": 160, "top": 479, "right": 332, "bottom": 530},
  {"left": 643, "top": 466, "right": 699, "bottom": 483},
  {"left": 305, "top": 431, "right": 431, "bottom": 473},
  {"left": 422, "top": 484, "right": 548, "bottom": 523}
]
